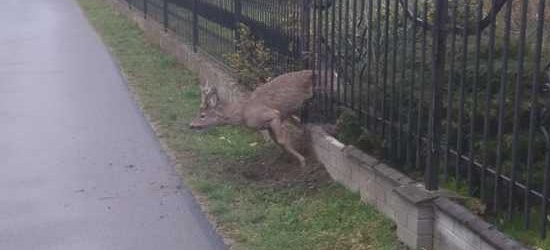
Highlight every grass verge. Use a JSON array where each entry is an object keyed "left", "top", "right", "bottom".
[{"left": 78, "top": 1, "right": 400, "bottom": 249}]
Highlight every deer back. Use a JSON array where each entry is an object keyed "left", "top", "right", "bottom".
[{"left": 247, "top": 70, "right": 313, "bottom": 119}]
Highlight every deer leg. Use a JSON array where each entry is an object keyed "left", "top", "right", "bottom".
[{"left": 269, "top": 118, "right": 306, "bottom": 167}]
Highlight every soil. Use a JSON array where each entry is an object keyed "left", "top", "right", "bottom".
[
  {"left": 228, "top": 150, "right": 331, "bottom": 189},
  {"left": 217, "top": 123, "right": 332, "bottom": 190}
]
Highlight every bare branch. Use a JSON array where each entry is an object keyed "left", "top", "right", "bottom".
[{"left": 399, "top": 0, "right": 510, "bottom": 34}]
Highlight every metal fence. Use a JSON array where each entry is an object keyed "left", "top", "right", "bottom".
[
  {"left": 123, "top": 0, "right": 550, "bottom": 240},
  {"left": 128, "top": 0, "right": 305, "bottom": 73}
]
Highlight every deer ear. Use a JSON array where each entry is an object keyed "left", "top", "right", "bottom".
[
  {"left": 200, "top": 84, "right": 219, "bottom": 108},
  {"left": 206, "top": 88, "right": 218, "bottom": 108}
]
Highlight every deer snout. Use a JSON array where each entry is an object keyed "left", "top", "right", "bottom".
[{"left": 189, "top": 120, "right": 204, "bottom": 130}]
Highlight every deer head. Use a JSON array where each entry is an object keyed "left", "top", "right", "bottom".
[{"left": 189, "top": 84, "right": 228, "bottom": 129}]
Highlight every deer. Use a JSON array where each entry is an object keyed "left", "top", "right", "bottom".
[{"left": 189, "top": 70, "right": 314, "bottom": 167}]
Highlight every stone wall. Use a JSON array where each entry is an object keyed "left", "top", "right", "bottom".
[
  {"left": 309, "top": 126, "right": 527, "bottom": 250},
  {"left": 105, "top": 1, "right": 529, "bottom": 249}
]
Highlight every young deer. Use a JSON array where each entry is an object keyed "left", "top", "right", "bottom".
[{"left": 190, "top": 70, "right": 314, "bottom": 167}]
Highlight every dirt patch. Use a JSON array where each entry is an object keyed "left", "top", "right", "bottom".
[
  {"left": 218, "top": 123, "right": 332, "bottom": 190},
  {"left": 232, "top": 151, "right": 331, "bottom": 189}
]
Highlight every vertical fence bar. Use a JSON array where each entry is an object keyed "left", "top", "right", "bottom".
[
  {"left": 163, "top": 0, "right": 168, "bottom": 31},
  {"left": 357, "top": 0, "right": 365, "bottom": 121},
  {"left": 415, "top": 0, "right": 428, "bottom": 172},
  {"left": 508, "top": 0, "right": 529, "bottom": 220},
  {"left": 444, "top": 1, "right": 457, "bottom": 183},
  {"left": 366, "top": 0, "right": 373, "bottom": 130},
  {"left": 337, "top": 0, "right": 343, "bottom": 107},
  {"left": 343, "top": 0, "right": 350, "bottom": 107},
  {"left": 329, "top": 0, "right": 336, "bottom": 119},
  {"left": 323, "top": 0, "right": 330, "bottom": 119},
  {"left": 525, "top": 0, "right": 546, "bottom": 230},
  {"left": 468, "top": 0, "right": 483, "bottom": 196},
  {"left": 542, "top": 127, "right": 550, "bottom": 238},
  {"left": 350, "top": 0, "right": 357, "bottom": 110},
  {"left": 234, "top": 0, "right": 241, "bottom": 44},
  {"left": 397, "top": 0, "right": 408, "bottom": 162},
  {"left": 374, "top": 0, "right": 381, "bottom": 132},
  {"left": 389, "top": 0, "right": 399, "bottom": 160},
  {"left": 192, "top": 0, "right": 199, "bottom": 52},
  {"left": 406, "top": 0, "right": 418, "bottom": 169},
  {"left": 144, "top": 0, "right": 148, "bottom": 17},
  {"left": 481, "top": 0, "right": 497, "bottom": 202},
  {"left": 301, "top": 0, "right": 311, "bottom": 68},
  {"left": 382, "top": 0, "right": 390, "bottom": 143},
  {"left": 455, "top": 0, "right": 469, "bottom": 190},
  {"left": 302, "top": 0, "right": 312, "bottom": 121},
  {"left": 321, "top": 0, "right": 325, "bottom": 109},
  {"left": 425, "top": 0, "right": 448, "bottom": 191},
  {"left": 317, "top": 0, "right": 323, "bottom": 118},
  {"left": 312, "top": 0, "right": 318, "bottom": 119},
  {"left": 493, "top": 0, "right": 513, "bottom": 214}
]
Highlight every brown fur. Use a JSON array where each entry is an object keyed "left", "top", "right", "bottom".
[{"left": 190, "top": 70, "right": 314, "bottom": 167}]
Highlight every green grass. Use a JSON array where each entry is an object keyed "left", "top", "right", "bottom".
[{"left": 78, "top": 0, "right": 400, "bottom": 249}]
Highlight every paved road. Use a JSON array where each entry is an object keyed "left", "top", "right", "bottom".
[{"left": 0, "top": 0, "right": 225, "bottom": 249}]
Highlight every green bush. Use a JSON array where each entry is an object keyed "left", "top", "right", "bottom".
[{"left": 224, "top": 24, "right": 273, "bottom": 90}]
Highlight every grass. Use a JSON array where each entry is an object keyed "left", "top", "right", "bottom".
[{"left": 78, "top": 0, "right": 400, "bottom": 249}]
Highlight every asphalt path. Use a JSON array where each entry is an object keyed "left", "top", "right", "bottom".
[{"left": 0, "top": 0, "right": 225, "bottom": 249}]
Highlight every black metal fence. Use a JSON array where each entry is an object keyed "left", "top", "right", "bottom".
[
  {"left": 309, "top": 0, "right": 550, "bottom": 240},
  {"left": 123, "top": 0, "right": 550, "bottom": 240}
]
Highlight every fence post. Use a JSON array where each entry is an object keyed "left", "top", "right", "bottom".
[
  {"left": 234, "top": 0, "right": 242, "bottom": 46},
  {"left": 300, "top": 0, "right": 311, "bottom": 69},
  {"left": 163, "top": 0, "right": 168, "bottom": 31},
  {"left": 424, "top": 0, "right": 448, "bottom": 191},
  {"left": 143, "top": 0, "right": 148, "bottom": 18},
  {"left": 192, "top": 0, "right": 199, "bottom": 52}
]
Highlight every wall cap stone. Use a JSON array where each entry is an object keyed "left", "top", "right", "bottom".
[
  {"left": 343, "top": 145, "right": 379, "bottom": 167},
  {"left": 395, "top": 184, "right": 437, "bottom": 205},
  {"left": 434, "top": 198, "right": 529, "bottom": 250},
  {"left": 373, "top": 163, "right": 415, "bottom": 186}
]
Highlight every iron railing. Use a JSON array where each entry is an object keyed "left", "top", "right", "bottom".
[{"left": 123, "top": 0, "right": 550, "bottom": 240}]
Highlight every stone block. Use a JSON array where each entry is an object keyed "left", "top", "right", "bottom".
[
  {"left": 453, "top": 222, "right": 481, "bottom": 250},
  {"left": 394, "top": 207, "right": 408, "bottom": 228},
  {"left": 373, "top": 163, "right": 414, "bottom": 186},
  {"left": 435, "top": 230, "right": 470, "bottom": 250},
  {"left": 377, "top": 201, "right": 395, "bottom": 221},
  {"left": 481, "top": 241, "right": 497, "bottom": 250},
  {"left": 435, "top": 211, "right": 455, "bottom": 233},
  {"left": 409, "top": 218, "right": 433, "bottom": 236},
  {"left": 349, "top": 162, "right": 373, "bottom": 193},
  {"left": 369, "top": 181, "right": 386, "bottom": 204},
  {"left": 398, "top": 226, "right": 433, "bottom": 250}
]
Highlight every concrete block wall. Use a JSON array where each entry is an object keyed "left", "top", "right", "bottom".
[
  {"left": 106, "top": 2, "right": 529, "bottom": 249},
  {"left": 309, "top": 126, "right": 527, "bottom": 250},
  {"left": 433, "top": 198, "right": 525, "bottom": 250}
]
